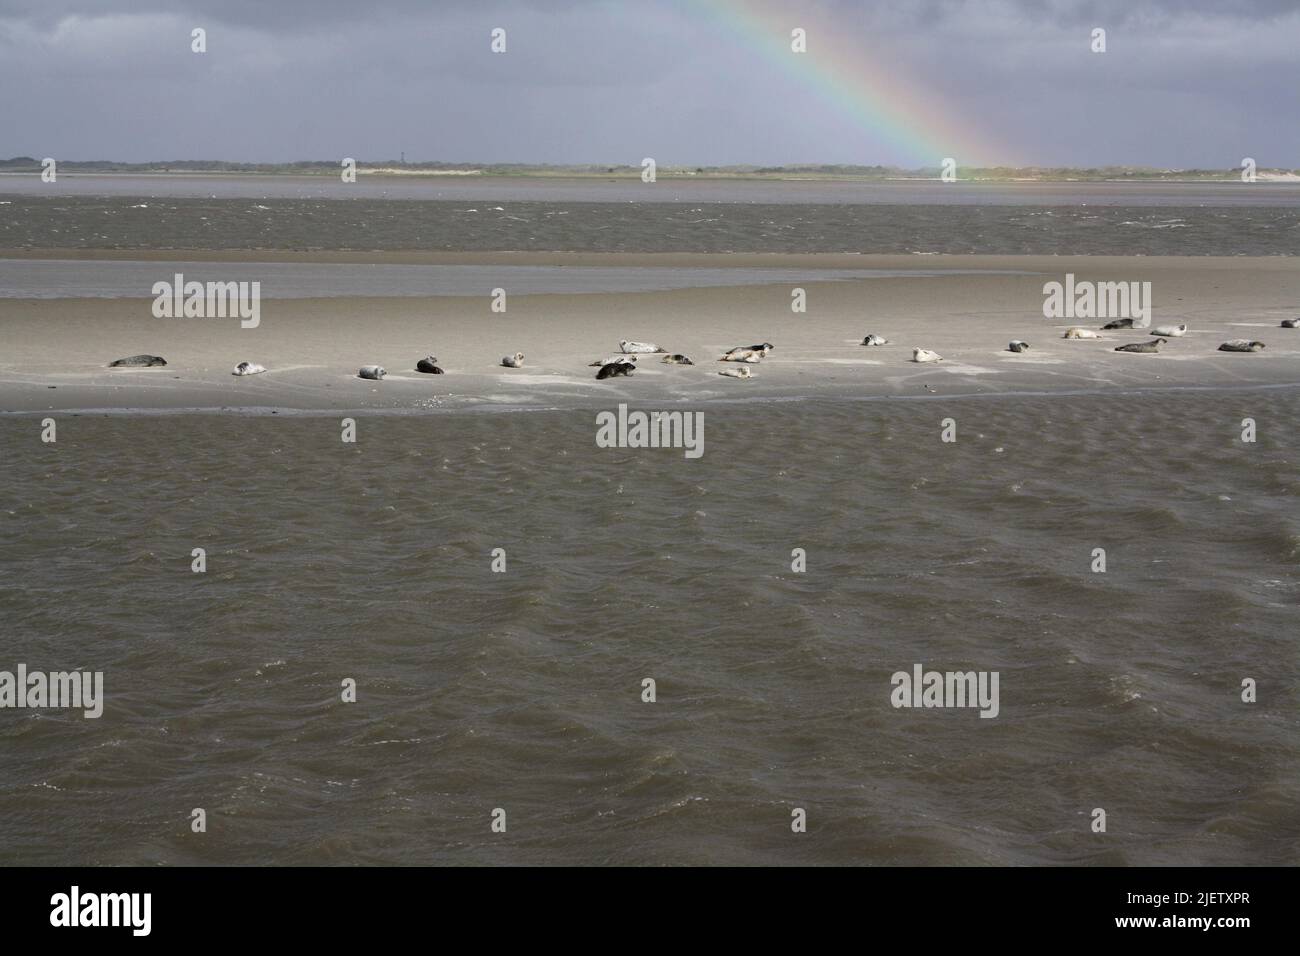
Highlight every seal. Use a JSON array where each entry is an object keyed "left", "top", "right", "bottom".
[
  {"left": 501, "top": 352, "right": 525, "bottom": 368},
  {"left": 1114, "top": 339, "right": 1166, "bottom": 353},
  {"left": 589, "top": 355, "right": 636, "bottom": 367},
  {"left": 718, "top": 366, "right": 752, "bottom": 379},
  {"left": 620, "top": 340, "right": 666, "bottom": 354},
  {"left": 1008, "top": 341, "right": 1030, "bottom": 353},
  {"left": 232, "top": 361, "right": 267, "bottom": 376},
  {"left": 1218, "top": 340, "right": 1266, "bottom": 352},
  {"left": 1281, "top": 318, "right": 1298, "bottom": 328},
  {"left": 1151, "top": 324, "right": 1187, "bottom": 337},
  {"left": 862, "top": 334, "right": 889, "bottom": 346},
  {"left": 108, "top": 354, "right": 166, "bottom": 367},
  {"left": 1102, "top": 318, "right": 1136, "bottom": 330},
  {"left": 416, "top": 357, "right": 444, "bottom": 373},
  {"left": 723, "top": 343, "right": 773, "bottom": 359},
  {"left": 1062, "top": 327, "right": 1100, "bottom": 339},
  {"left": 358, "top": 365, "right": 386, "bottom": 379},
  {"left": 596, "top": 362, "right": 635, "bottom": 380},
  {"left": 661, "top": 354, "right": 694, "bottom": 365},
  {"left": 912, "top": 348, "right": 943, "bottom": 363}
]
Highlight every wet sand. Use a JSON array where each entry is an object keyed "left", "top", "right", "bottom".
[{"left": 1, "top": 254, "right": 1297, "bottom": 413}]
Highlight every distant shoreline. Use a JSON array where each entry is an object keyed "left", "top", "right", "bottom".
[{"left": 2, "top": 161, "right": 1297, "bottom": 184}]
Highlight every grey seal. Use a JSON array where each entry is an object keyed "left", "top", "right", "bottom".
[
  {"left": 358, "top": 365, "right": 386, "bottom": 379},
  {"left": 620, "top": 340, "right": 666, "bottom": 354},
  {"left": 501, "top": 352, "right": 525, "bottom": 368},
  {"left": 1218, "top": 340, "right": 1266, "bottom": 352},
  {"left": 1114, "top": 339, "right": 1166, "bottom": 353},
  {"left": 1281, "top": 318, "right": 1298, "bottom": 328},
  {"left": 1102, "top": 318, "right": 1136, "bottom": 330},
  {"left": 862, "top": 334, "right": 889, "bottom": 346},
  {"left": 108, "top": 354, "right": 167, "bottom": 367},
  {"left": 416, "top": 357, "right": 444, "bottom": 373},
  {"left": 596, "top": 362, "right": 635, "bottom": 380},
  {"left": 232, "top": 362, "right": 266, "bottom": 376},
  {"left": 661, "top": 354, "right": 694, "bottom": 365},
  {"left": 1008, "top": 340, "right": 1030, "bottom": 353}
]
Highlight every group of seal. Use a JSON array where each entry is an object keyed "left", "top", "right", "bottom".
[{"left": 108, "top": 315, "right": 1291, "bottom": 389}]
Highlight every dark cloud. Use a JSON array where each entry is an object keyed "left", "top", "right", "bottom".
[{"left": 1, "top": 1, "right": 1297, "bottom": 167}]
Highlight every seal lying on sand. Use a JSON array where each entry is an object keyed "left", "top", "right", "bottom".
[
  {"left": 862, "top": 334, "right": 889, "bottom": 346},
  {"left": 232, "top": 362, "right": 266, "bottom": 376},
  {"left": 1219, "top": 340, "right": 1266, "bottom": 352},
  {"left": 416, "top": 357, "right": 444, "bottom": 373},
  {"left": 589, "top": 355, "right": 636, "bottom": 367},
  {"left": 596, "top": 362, "right": 635, "bottom": 380},
  {"left": 1115, "top": 339, "right": 1165, "bottom": 353},
  {"left": 1062, "top": 327, "right": 1100, "bottom": 339},
  {"left": 723, "top": 343, "right": 773, "bottom": 359},
  {"left": 1151, "top": 324, "right": 1187, "bottom": 337},
  {"left": 358, "top": 365, "right": 386, "bottom": 379},
  {"left": 1102, "top": 318, "right": 1136, "bottom": 330},
  {"left": 620, "top": 340, "right": 665, "bottom": 354},
  {"left": 718, "top": 366, "right": 752, "bottom": 379},
  {"left": 661, "top": 354, "right": 694, "bottom": 365},
  {"left": 1281, "top": 318, "right": 1298, "bottom": 328},
  {"left": 1008, "top": 341, "right": 1030, "bottom": 353},
  {"left": 912, "top": 348, "right": 943, "bottom": 363},
  {"left": 108, "top": 354, "right": 167, "bottom": 367},
  {"left": 501, "top": 352, "right": 525, "bottom": 368}
]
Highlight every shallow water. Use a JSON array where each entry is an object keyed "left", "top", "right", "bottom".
[
  {"left": 0, "top": 259, "right": 1030, "bottom": 299},
  {"left": 2, "top": 195, "right": 1296, "bottom": 255},
  {"left": 2, "top": 391, "right": 1297, "bottom": 865}
]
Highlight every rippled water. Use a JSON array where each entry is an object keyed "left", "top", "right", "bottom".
[
  {"left": 2, "top": 196, "right": 1296, "bottom": 255},
  {"left": 2, "top": 391, "right": 1297, "bottom": 865}
]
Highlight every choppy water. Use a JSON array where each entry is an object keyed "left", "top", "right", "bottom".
[
  {"left": 0, "top": 259, "right": 1029, "bottom": 299},
  {"left": 2, "top": 195, "right": 1296, "bottom": 255},
  {"left": 2, "top": 391, "right": 1297, "bottom": 865}
]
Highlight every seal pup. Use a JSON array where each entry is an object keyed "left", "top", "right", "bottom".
[
  {"left": 718, "top": 366, "right": 752, "bottom": 379},
  {"left": 1151, "top": 324, "right": 1187, "bottom": 337},
  {"left": 588, "top": 355, "right": 636, "bottom": 367},
  {"left": 232, "top": 361, "right": 267, "bottom": 376},
  {"left": 1218, "top": 340, "right": 1266, "bottom": 352},
  {"left": 661, "top": 354, "right": 694, "bottom": 365},
  {"left": 1102, "top": 318, "right": 1136, "bottom": 330},
  {"left": 1062, "top": 327, "right": 1099, "bottom": 339},
  {"left": 596, "top": 362, "right": 635, "bottom": 380},
  {"left": 358, "top": 365, "right": 386, "bottom": 379},
  {"left": 416, "top": 357, "right": 444, "bottom": 374},
  {"left": 862, "top": 334, "right": 889, "bottom": 346},
  {"left": 108, "top": 354, "right": 166, "bottom": 367},
  {"left": 1008, "top": 341, "right": 1030, "bottom": 353},
  {"left": 1281, "top": 318, "right": 1298, "bottom": 328},
  {"left": 912, "top": 348, "right": 943, "bottom": 363},
  {"left": 620, "top": 340, "right": 666, "bottom": 354},
  {"left": 1114, "top": 339, "right": 1165, "bottom": 353},
  {"left": 501, "top": 352, "right": 525, "bottom": 368}
]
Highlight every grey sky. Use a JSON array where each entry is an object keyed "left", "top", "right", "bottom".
[{"left": 1, "top": 0, "right": 1297, "bottom": 167}]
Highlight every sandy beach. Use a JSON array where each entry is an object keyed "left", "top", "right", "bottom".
[{"left": 2, "top": 254, "right": 1297, "bottom": 413}]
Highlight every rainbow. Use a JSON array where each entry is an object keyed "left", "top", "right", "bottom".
[{"left": 681, "top": 0, "right": 1004, "bottom": 168}]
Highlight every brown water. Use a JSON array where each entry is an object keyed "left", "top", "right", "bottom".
[
  {"left": 2, "top": 195, "right": 1296, "bottom": 255},
  {"left": 2, "top": 391, "right": 1297, "bottom": 865}
]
